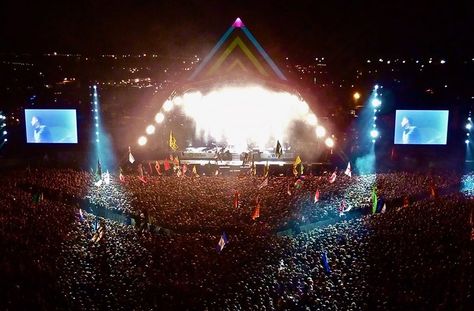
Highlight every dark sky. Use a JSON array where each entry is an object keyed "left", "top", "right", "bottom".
[{"left": 1, "top": 0, "right": 473, "bottom": 61}]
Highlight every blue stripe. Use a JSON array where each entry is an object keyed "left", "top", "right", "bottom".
[
  {"left": 188, "top": 26, "right": 235, "bottom": 81},
  {"left": 242, "top": 27, "right": 287, "bottom": 81}
]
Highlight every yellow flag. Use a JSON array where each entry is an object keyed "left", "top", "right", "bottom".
[
  {"left": 169, "top": 131, "right": 178, "bottom": 151},
  {"left": 293, "top": 156, "right": 301, "bottom": 166}
]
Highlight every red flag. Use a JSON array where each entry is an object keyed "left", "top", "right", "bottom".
[
  {"left": 155, "top": 161, "right": 162, "bottom": 176},
  {"left": 164, "top": 159, "right": 171, "bottom": 171},
  {"left": 329, "top": 171, "right": 337, "bottom": 184},
  {"left": 233, "top": 191, "right": 240, "bottom": 208},
  {"left": 252, "top": 203, "right": 260, "bottom": 220},
  {"left": 314, "top": 189, "right": 320, "bottom": 203}
]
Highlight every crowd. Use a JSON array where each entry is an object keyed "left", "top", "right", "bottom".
[{"left": 0, "top": 167, "right": 472, "bottom": 310}]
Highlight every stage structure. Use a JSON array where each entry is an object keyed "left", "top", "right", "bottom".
[{"left": 137, "top": 18, "right": 335, "bottom": 168}]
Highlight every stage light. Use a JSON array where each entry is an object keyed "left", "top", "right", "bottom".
[
  {"left": 466, "top": 123, "right": 472, "bottom": 130},
  {"left": 96, "top": 139, "right": 99, "bottom": 143},
  {"left": 465, "top": 139, "right": 470, "bottom": 144},
  {"left": 316, "top": 125, "right": 326, "bottom": 138},
  {"left": 373, "top": 116, "right": 377, "bottom": 120},
  {"left": 146, "top": 124, "right": 156, "bottom": 135},
  {"left": 155, "top": 112, "right": 165, "bottom": 123},
  {"left": 353, "top": 92, "right": 361, "bottom": 100},
  {"left": 325, "top": 137, "right": 334, "bottom": 148},
  {"left": 2, "top": 131, "right": 6, "bottom": 135},
  {"left": 138, "top": 136, "right": 147, "bottom": 146},
  {"left": 179, "top": 86, "right": 317, "bottom": 151},
  {"left": 374, "top": 84, "right": 379, "bottom": 90},
  {"left": 163, "top": 100, "right": 173, "bottom": 112},
  {"left": 3, "top": 138, "right": 7, "bottom": 142},
  {"left": 371, "top": 98, "right": 382, "bottom": 108},
  {"left": 468, "top": 117, "right": 472, "bottom": 121},
  {"left": 93, "top": 85, "right": 97, "bottom": 89},
  {"left": 440, "top": 60, "right": 446, "bottom": 64},
  {"left": 306, "top": 114, "right": 317, "bottom": 126},
  {"left": 370, "top": 129, "right": 379, "bottom": 138}
]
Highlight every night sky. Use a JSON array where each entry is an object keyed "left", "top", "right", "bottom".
[{"left": 1, "top": 0, "right": 473, "bottom": 61}]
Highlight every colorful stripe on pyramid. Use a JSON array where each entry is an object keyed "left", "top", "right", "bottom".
[{"left": 188, "top": 18, "right": 287, "bottom": 81}]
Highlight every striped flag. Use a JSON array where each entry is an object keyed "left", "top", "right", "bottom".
[{"left": 329, "top": 171, "right": 337, "bottom": 183}]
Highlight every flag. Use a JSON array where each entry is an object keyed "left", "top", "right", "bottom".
[
  {"left": 97, "top": 159, "right": 102, "bottom": 177},
  {"left": 215, "top": 168, "right": 219, "bottom": 176},
  {"left": 128, "top": 146, "right": 135, "bottom": 164},
  {"left": 173, "top": 155, "right": 180, "bottom": 168},
  {"left": 294, "top": 179, "right": 303, "bottom": 189},
  {"left": 32, "top": 192, "right": 43, "bottom": 204},
  {"left": 300, "top": 163, "right": 304, "bottom": 175},
  {"left": 216, "top": 232, "right": 229, "bottom": 253},
  {"left": 293, "top": 156, "right": 302, "bottom": 176},
  {"left": 182, "top": 164, "right": 188, "bottom": 176},
  {"left": 164, "top": 158, "right": 171, "bottom": 171},
  {"left": 321, "top": 251, "right": 331, "bottom": 274},
  {"left": 381, "top": 203, "right": 387, "bottom": 213},
  {"left": 339, "top": 199, "right": 352, "bottom": 216},
  {"left": 94, "top": 179, "right": 103, "bottom": 187},
  {"left": 233, "top": 191, "right": 239, "bottom": 208},
  {"left": 258, "top": 177, "right": 268, "bottom": 189},
  {"left": 169, "top": 130, "right": 178, "bottom": 151},
  {"left": 77, "top": 208, "right": 85, "bottom": 222},
  {"left": 275, "top": 140, "right": 283, "bottom": 158},
  {"left": 251, "top": 204, "right": 260, "bottom": 220},
  {"left": 372, "top": 186, "right": 378, "bottom": 214},
  {"left": 287, "top": 183, "right": 292, "bottom": 196},
  {"left": 192, "top": 165, "right": 198, "bottom": 177},
  {"left": 293, "top": 156, "right": 302, "bottom": 166},
  {"left": 104, "top": 170, "right": 110, "bottom": 185},
  {"left": 314, "top": 189, "right": 320, "bottom": 203},
  {"left": 263, "top": 161, "right": 269, "bottom": 178},
  {"left": 119, "top": 167, "right": 125, "bottom": 183},
  {"left": 148, "top": 162, "right": 153, "bottom": 176},
  {"left": 344, "top": 162, "right": 351, "bottom": 177},
  {"left": 329, "top": 171, "right": 337, "bottom": 183},
  {"left": 155, "top": 161, "right": 162, "bottom": 176},
  {"left": 403, "top": 196, "right": 409, "bottom": 208}
]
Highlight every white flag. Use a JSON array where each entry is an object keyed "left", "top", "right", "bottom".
[{"left": 344, "top": 162, "right": 351, "bottom": 177}]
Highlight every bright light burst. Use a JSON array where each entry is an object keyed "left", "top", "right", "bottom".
[
  {"left": 163, "top": 100, "right": 173, "bottom": 112},
  {"left": 146, "top": 124, "right": 156, "bottom": 135},
  {"left": 316, "top": 125, "right": 326, "bottom": 138},
  {"left": 325, "top": 137, "right": 334, "bottom": 148},
  {"left": 155, "top": 112, "right": 165, "bottom": 123},
  {"left": 138, "top": 136, "right": 148, "bottom": 146},
  {"left": 177, "top": 85, "right": 316, "bottom": 152}
]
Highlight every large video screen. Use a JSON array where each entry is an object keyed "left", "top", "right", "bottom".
[
  {"left": 25, "top": 109, "right": 78, "bottom": 143},
  {"left": 394, "top": 110, "right": 449, "bottom": 145}
]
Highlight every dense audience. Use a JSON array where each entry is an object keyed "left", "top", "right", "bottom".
[{"left": 0, "top": 167, "right": 472, "bottom": 310}]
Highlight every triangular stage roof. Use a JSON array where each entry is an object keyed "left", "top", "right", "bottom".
[{"left": 188, "top": 18, "right": 287, "bottom": 82}]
